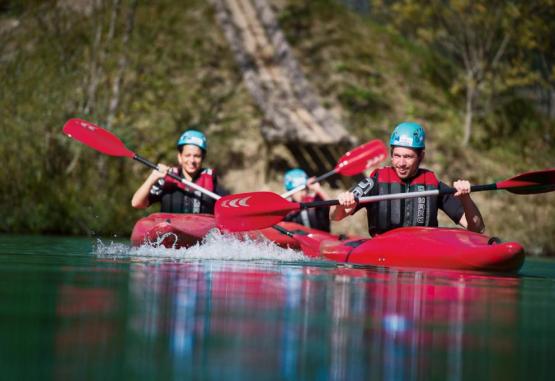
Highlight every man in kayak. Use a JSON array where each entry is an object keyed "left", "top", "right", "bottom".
[
  {"left": 131, "top": 129, "right": 226, "bottom": 214},
  {"left": 282, "top": 168, "right": 331, "bottom": 232},
  {"left": 330, "top": 122, "right": 485, "bottom": 235}
]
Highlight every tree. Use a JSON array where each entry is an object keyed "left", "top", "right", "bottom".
[
  {"left": 521, "top": 0, "right": 555, "bottom": 121},
  {"left": 380, "top": 0, "right": 533, "bottom": 145}
]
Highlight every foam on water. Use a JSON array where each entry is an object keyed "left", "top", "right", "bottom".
[{"left": 93, "top": 229, "right": 308, "bottom": 263}]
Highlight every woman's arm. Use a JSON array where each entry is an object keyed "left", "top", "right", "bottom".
[{"left": 131, "top": 164, "right": 169, "bottom": 209}]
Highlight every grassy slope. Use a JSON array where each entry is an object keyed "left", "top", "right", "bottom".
[{"left": 0, "top": 0, "right": 553, "bottom": 253}]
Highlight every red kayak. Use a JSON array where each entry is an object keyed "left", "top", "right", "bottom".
[
  {"left": 131, "top": 213, "right": 337, "bottom": 249},
  {"left": 296, "top": 227, "right": 525, "bottom": 273},
  {"left": 132, "top": 214, "right": 524, "bottom": 272}
]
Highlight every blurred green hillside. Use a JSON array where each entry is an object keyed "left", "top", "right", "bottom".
[{"left": 1, "top": 0, "right": 553, "bottom": 254}]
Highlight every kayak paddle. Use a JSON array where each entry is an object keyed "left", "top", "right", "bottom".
[
  {"left": 280, "top": 139, "right": 388, "bottom": 198},
  {"left": 63, "top": 118, "right": 341, "bottom": 252},
  {"left": 271, "top": 224, "right": 323, "bottom": 257},
  {"left": 63, "top": 118, "right": 387, "bottom": 202},
  {"left": 215, "top": 168, "right": 555, "bottom": 231},
  {"left": 63, "top": 118, "right": 222, "bottom": 200}
]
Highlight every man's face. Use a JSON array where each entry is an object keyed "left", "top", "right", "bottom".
[{"left": 391, "top": 146, "right": 423, "bottom": 180}]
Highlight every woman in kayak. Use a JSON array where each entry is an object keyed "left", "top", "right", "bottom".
[
  {"left": 330, "top": 122, "right": 485, "bottom": 235},
  {"left": 282, "top": 169, "right": 331, "bottom": 232},
  {"left": 131, "top": 129, "right": 226, "bottom": 214}
]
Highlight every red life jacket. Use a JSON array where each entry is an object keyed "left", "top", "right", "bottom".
[
  {"left": 158, "top": 168, "right": 216, "bottom": 214},
  {"left": 365, "top": 167, "right": 439, "bottom": 235},
  {"left": 163, "top": 167, "right": 215, "bottom": 192},
  {"left": 301, "top": 194, "right": 316, "bottom": 203}
]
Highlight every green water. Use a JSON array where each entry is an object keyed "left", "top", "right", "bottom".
[{"left": 1, "top": 234, "right": 555, "bottom": 381}]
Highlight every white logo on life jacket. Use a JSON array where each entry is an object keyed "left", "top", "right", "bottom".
[
  {"left": 415, "top": 184, "right": 426, "bottom": 223},
  {"left": 221, "top": 196, "right": 251, "bottom": 208},
  {"left": 417, "top": 197, "right": 426, "bottom": 224}
]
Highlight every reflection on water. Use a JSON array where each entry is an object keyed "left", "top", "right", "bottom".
[{"left": 1, "top": 234, "right": 555, "bottom": 380}]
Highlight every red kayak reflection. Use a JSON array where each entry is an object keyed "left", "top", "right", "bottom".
[
  {"left": 51, "top": 251, "right": 521, "bottom": 380},
  {"left": 121, "top": 261, "right": 520, "bottom": 380}
]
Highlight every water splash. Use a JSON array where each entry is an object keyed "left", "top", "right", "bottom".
[{"left": 93, "top": 229, "right": 308, "bottom": 263}]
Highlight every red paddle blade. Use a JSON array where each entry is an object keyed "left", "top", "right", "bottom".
[
  {"left": 215, "top": 192, "right": 300, "bottom": 232},
  {"left": 498, "top": 168, "right": 555, "bottom": 194},
  {"left": 335, "top": 139, "right": 388, "bottom": 176},
  {"left": 63, "top": 118, "right": 135, "bottom": 158}
]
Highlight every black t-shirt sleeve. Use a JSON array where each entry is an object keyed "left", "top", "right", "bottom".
[
  {"left": 147, "top": 177, "right": 165, "bottom": 205},
  {"left": 438, "top": 181, "right": 465, "bottom": 225},
  {"left": 350, "top": 177, "right": 377, "bottom": 214}
]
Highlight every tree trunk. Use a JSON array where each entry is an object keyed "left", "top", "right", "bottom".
[
  {"left": 106, "top": 0, "right": 136, "bottom": 130},
  {"left": 463, "top": 76, "right": 476, "bottom": 146}
]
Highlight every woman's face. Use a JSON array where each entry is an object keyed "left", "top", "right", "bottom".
[
  {"left": 291, "top": 189, "right": 308, "bottom": 202},
  {"left": 178, "top": 145, "right": 204, "bottom": 177}
]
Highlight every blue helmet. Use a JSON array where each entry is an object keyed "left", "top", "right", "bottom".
[
  {"left": 284, "top": 168, "right": 308, "bottom": 191},
  {"left": 389, "top": 122, "right": 426, "bottom": 149},
  {"left": 177, "top": 129, "right": 207, "bottom": 151}
]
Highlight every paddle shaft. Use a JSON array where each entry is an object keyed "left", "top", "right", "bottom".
[
  {"left": 298, "top": 183, "right": 505, "bottom": 209},
  {"left": 133, "top": 155, "right": 222, "bottom": 200}
]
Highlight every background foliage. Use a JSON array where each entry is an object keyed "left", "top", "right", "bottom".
[{"left": 0, "top": 0, "right": 553, "bottom": 253}]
